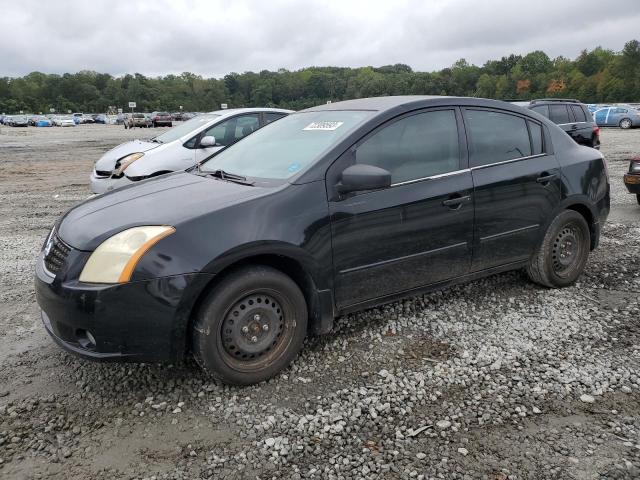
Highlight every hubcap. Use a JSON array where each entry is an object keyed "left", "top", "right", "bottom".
[
  {"left": 552, "top": 225, "right": 581, "bottom": 275},
  {"left": 221, "top": 293, "right": 284, "bottom": 361},
  {"left": 621, "top": 120, "right": 631, "bottom": 129}
]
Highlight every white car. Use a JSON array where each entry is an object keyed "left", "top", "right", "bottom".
[
  {"left": 53, "top": 116, "right": 76, "bottom": 127},
  {"left": 90, "top": 108, "right": 292, "bottom": 194}
]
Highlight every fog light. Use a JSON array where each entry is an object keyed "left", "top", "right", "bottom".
[{"left": 76, "top": 329, "right": 97, "bottom": 349}]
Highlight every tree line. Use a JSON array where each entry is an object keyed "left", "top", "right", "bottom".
[{"left": 1, "top": 40, "right": 639, "bottom": 114}]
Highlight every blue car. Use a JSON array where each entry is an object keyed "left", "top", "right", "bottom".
[
  {"left": 36, "top": 118, "right": 52, "bottom": 127},
  {"left": 594, "top": 106, "right": 640, "bottom": 129}
]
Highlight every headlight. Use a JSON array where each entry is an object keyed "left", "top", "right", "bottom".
[
  {"left": 114, "top": 152, "right": 144, "bottom": 176},
  {"left": 79, "top": 226, "right": 175, "bottom": 284}
]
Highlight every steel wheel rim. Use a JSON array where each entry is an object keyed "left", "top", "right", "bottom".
[
  {"left": 218, "top": 289, "right": 294, "bottom": 372},
  {"left": 551, "top": 223, "right": 583, "bottom": 277}
]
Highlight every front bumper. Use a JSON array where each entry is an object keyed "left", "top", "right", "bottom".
[
  {"left": 89, "top": 171, "right": 135, "bottom": 194},
  {"left": 623, "top": 173, "right": 640, "bottom": 194},
  {"left": 35, "top": 251, "right": 213, "bottom": 363}
]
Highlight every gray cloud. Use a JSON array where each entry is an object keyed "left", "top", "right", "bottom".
[{"left": 1, "top": 0, "right": 639, "bottom": 78}]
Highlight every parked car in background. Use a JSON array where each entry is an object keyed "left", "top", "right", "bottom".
[
  {"left": 35, "top": 117, "right": 53, "bottom": 127},
  {"left": 527, "top": 99, "right": 600, "bottom": 149},
  {"left": 91, "top": 108, "right": 292, "bottom": 193},
  {"left": 38, "top": 96, "right": 610, "bottom": 385},
  {"left": 53, "top": 116, "right": 76, "bottom": 127},
  {"left": 151, "top": 112, "right": 173, "bottom": 128},
  {"left": 72, "top": 113, "right": 83, "bottom": 125},
  {"left": 10, "top": 115, "right": 29, "bottom": 127},
  {"left": 28, "top": 114, "right": 41, "bottom": 126},
  {"left": 124, "top": 113, "right": 152, "bottom": 129},
  {"left": 93, "top": 114, "right": 107, "bottom": 124},
  {"left": 594, "top": 106, "right": 640, "bottom": 129},
  {"left": 623, "top": 156, "right": 640, "bottom": 205}
]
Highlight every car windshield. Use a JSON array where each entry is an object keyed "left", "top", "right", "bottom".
[
  {"left": 200, "top": 110, "right": 373, "bottom": 179},
  {"left": 153, "top": 113, "right": 218, "bottom": 144}
]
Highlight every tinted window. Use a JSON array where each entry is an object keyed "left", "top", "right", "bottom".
[
  {"left": 613, "top": 108, "right": 628, "bottom": 114},
  {"left": 530, "top": 105, "right": 549, "bottom": 118},
  {"left": 549, "top": 105, "right": 570, "bottom": 124},
  {"left": 355, "top": 110, "right": 459, "bottom": 184},
  {"left": 465, "top": 110, "right": 532, "bottom": 167},
  {"left": 264, "top": 112, "right": 287, "bottom": 124},
  {"left": 528, "top": 121, "right": 544, "bottom": 155},
  {"left": 570, "top": 105, "right": 587, "bottom": 122}
]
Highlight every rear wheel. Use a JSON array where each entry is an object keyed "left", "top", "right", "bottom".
[
  {"left": 637, "top": 194, "right": 640, "bottom": 206},
  {"left": 526, "top": 210, "right": 590, "bottom": 288},
  {"left": 620, "top": 118, "right": 632, "bottom": 129},
  {"left": 192, "top": 265, "right": 308, "bottom": 385}
]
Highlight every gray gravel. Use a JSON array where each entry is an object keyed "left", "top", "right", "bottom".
[{"left": 1, "top": 124, "right": 639, "bottom": 479}]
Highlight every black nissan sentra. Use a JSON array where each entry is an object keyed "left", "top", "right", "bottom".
[{"left": 36, "top": 96, "right": 610, "bottom": 385}]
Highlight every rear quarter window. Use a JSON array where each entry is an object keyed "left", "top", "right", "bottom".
[{"left": 528, "top": 121, "right": 544, "bottom": 155}]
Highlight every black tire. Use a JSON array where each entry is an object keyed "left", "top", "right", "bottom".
[
  {"left": 526, "top": 210, "right": 590, "bottom": 288},
  {"left": 124, "top": 124, "right": 128, "bottom": 129},
  {"left": 192, "top": 265, "right": 308, "bottom": 385},
  {"left": 619, "top": 118, "right": 632, "bottom": 129},
  {"left": 153, "top": 122, "right": 157, "bottom": 128},
  {"left": 168, "top": 123, "right": 172, "bottom": 127},
  {"left": 636, "top": 194, "right": 640, "bottom": 206}
]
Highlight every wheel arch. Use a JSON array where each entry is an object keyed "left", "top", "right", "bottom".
[
  {"left": 556, "top": 198, "right": 599, "bottom": 250},
  {"left": 184, "top": 248, "right": 335, "bottom": 358}
]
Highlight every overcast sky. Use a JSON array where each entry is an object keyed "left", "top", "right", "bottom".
[{"left": 1, "top": 0, "right": 639, "bottom": 78}]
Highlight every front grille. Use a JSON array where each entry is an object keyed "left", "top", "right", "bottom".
[{"left": 44, "top": 235, "right": 71, "bottom": 275}]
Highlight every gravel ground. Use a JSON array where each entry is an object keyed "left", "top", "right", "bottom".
[{"left": 0, "top": 124, "right": 639, "bottom": 480}]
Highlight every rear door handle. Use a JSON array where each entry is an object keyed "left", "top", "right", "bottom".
[
  {"left": 536, "top": 172, "right": 557, "bottom": 184},
  {"left": 442, "top": 195, "right": 471, "bottom": 208}
]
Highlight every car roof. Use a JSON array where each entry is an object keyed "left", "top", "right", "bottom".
[
  {"left": 208, "top": 107, "right": 294, "bottom": 117},
  {"left": 300, "top": 95, "right": 533, "bottom": 116}
]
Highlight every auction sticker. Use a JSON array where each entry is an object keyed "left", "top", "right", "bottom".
[{"left": 303, "top": 121, "right": 344, "bottom": 131}]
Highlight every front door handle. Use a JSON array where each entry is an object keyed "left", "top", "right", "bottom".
[
  {"left": 442, "top": 194, "right": 471, "bottom": 209},
  {"left": 536, "top": 172, "right": 557, "bottom": 184}
]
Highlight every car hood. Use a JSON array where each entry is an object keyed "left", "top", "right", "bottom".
[
  {"left": 58, "top": 172, "right": 270, "bottom": 251},
  {"left": 94, "top": 140, "right": 160, "bottom": 171}
]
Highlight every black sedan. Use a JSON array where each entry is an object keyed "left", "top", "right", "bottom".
[{"left": 36, "top": 96, "right": 610, "bottom": 385}]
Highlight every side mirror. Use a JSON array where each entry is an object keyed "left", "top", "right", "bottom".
[
  {"left": 200, "top": 135, "right": 216, "bottom": 148},
  {"left": 337, "top": 164, "right": 391, "bottom": 194}
]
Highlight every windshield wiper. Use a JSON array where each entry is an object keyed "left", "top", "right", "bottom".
[{"left": 208, "top": 169, "right": 255, "bottom": 186}]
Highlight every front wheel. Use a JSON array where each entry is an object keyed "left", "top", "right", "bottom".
[
  {"left": 637, "top": 194, "right": 640, "bottom": 206},
  {"left": 620, "top": 118, "right": 632, "bottom": 129},
  {"left": 526, "top": 210, "right": 590, "bottom": 288},
  {"left": 192, "top": 265, "right": 308, "bottom": 385}
]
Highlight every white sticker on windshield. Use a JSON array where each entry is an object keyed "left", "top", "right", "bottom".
[{"left": 303, "top": 121, "right": 344, "bottom": 131}]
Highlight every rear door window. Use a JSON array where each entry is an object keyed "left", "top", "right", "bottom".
[
  {"left": 263, "top": 112, "right": 288, "bottom": 125},
  {"left": 549, "top": 105, "right": 570, "bottom": 124},
  {"left": 530, "top": 105, "right": 549, "bottom": 118},
  {"left": 464, "top": 109, "right": 532, "bottom": 167},
  {"left": 570, "top": 105, "right": 587, "bottom": 123},
  {"left": 233, "top": 114, "right": 260, "bottom": 141}
]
